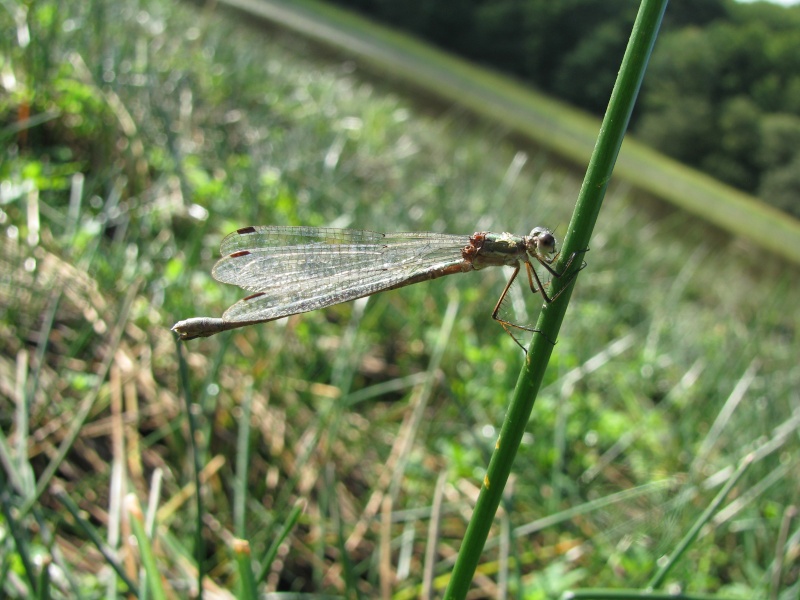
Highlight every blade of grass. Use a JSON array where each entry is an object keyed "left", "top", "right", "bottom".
[
  {"left": 36, "top": 555, "right": 50, "bottom": 600},
  {"left": 327, "top": 464, "right": 361, "bottom": 600},
  {"left": 234, "top": 377, "right": 254, "bottom": 539},
  {"left": 691, "top": 358, "right": 760, "bottom": 475},
  {"left": 0, "top": 469, "right": 37, "bottom": 596},
  {"left": 197, "top": 334, "right": 232, "bottom": 466},
  {"left": 443, "top": 0, "right": 669, "bottom": 597},
  {"left": 255, "top": 498, "right": 307, "bottom": 583},
  {"left": 0, "top": 349, "right": 34, "bottom": 499},
  {"left": 24, "top": 288, "right": 62, "bottom": 447},
  {"left": 561, "top": 589, "right": 742, "bottom": 600},
  {"left": 647, "top": 453, "right": 753, "bottom": 590},
  {"left": 770, "top": 505, "right": 797, "bottom": 600},
  {"left": 175, "top": 340, "right": 206, "bottom": 600},
  {"left": 126, "top": 494, "right": 168, "bottom": 600},
  {"left": 233, "top": 539, "right": 258, "bottom": 599},
  {"left": 15, "top": 351, "right": 32, "bottom": 495},
  {"left": 421, "top": 471, "right": 447, "bottom": 600},
  {"left": 509, "top": 479, "right": 676, "bottom": 540},
  {"left": 53, "top": 488, "right": 139, "bottom": 595}
]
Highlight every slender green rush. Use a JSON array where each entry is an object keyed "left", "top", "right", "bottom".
[{"left": 443, "top": 0, "right": 670, "bottom": 597}]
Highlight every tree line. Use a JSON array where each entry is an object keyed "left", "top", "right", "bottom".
[{"left": 325, "top": 0, "right": 800, "bottom": 218}]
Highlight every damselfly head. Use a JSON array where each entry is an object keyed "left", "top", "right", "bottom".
[{"left": 528, "top": 227, "right": 557, "bottom": 257}]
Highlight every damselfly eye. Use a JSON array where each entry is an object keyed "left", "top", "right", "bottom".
[{"left": 537, "top": 232, "right": 556, "bottom": 254}]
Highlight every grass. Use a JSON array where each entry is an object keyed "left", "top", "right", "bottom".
[{"left": 1, "top": 0, "right": 799, "bottom": 598}]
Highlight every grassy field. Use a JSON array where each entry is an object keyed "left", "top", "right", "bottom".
[
  {"left": 1, "top": 0, "right": 799, "bottom": 598},
  {"left": 216, "top": 0, "right": 800, "bottom": 266}
]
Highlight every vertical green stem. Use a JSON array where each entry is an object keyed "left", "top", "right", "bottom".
[
  {"left": 443, "top": 1, "right": 669, "bottom": 597},
  {"left": 176, "top": 341, "right": 206, "bottom": 600},
  {"left": 647, "top": 454, "right": 753, "bottom": 590}
]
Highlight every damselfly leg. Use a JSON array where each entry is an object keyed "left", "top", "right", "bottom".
[{"left": 491, "top": 248, "right": 588, "bottom": 350}]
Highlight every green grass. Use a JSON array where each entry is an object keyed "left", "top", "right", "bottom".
[{"left": 1, "top": 0, "right": 799, "bottom": 598}]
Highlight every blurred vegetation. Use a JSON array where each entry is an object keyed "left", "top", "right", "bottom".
[
  {"left": 0, "top": 0, "right": 798, "bottom": 598},
  {"left": 326, "top": 0, "right": 800, "bottom": 218}
]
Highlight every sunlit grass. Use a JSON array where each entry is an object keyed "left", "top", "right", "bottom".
[{"left": 1, "top": 0, "right": 798, "bottom": 598}]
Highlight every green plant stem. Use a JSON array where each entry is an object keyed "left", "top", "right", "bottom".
[
  {"left": 54, "top": 489, "right": 139, "bottom": 595},
  {"left": 443, "top": 1, "right": 669, "bottom": 597},
  {"left": 128, "top": 496, "right": 167, "bottom": 600},
  {"left": 647, "top": 453, "right": 753, "bottom": 590},
  {"left": 233, "top": 539, "right": 258, "bottom": 599},
  {"left": 176, "top": 341, "right": 206, "bottom": 600},
  {"left": 560, "top": 590, "right": 741, "bottom": 600},
  {"left": 256, "top": 499, "right": 306, "bottom": 583},
  {"left": 234, "top": 379, "right": 254, "bottom": 539}
]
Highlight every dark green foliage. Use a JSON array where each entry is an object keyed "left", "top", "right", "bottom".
[
  {"left": 757, "top": 113, "right": 800, "bottom": 168},
  {"left": 638, "top": 7, "right": 800, "bottom": 216},
  {"left": 759, "top": 155, "right": 800, "bottom": 217}
]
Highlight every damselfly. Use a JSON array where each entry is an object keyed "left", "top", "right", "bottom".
[{"left": 172, "top": 226, "right": 584, "bottom": 348}]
